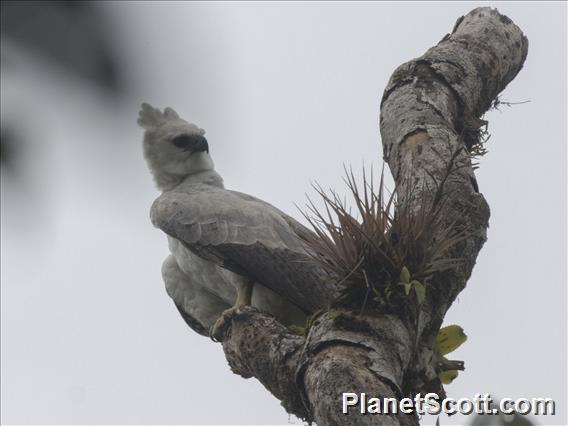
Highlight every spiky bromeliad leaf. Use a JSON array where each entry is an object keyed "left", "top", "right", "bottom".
[{"left": 300, "top": 161, "right": 470, "bottom": 312}]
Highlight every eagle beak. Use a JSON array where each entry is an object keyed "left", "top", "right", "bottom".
[{"left": 184, "top": 136, "right": 209, "bottom": 155}]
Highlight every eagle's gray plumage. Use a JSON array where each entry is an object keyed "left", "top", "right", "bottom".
[
  {"left": 152, "top": 178, "right": 333, "bottom": 313},
  {"left": 139, "top": 103, "right": 336, "bottom": 337}
]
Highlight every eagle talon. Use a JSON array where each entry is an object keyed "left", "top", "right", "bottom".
[
  {"left": 210, "top": 281, "right": 253, "bottom": 341},
  {"left": 210, "top": 306, "right": 241, "bottom": 341}
]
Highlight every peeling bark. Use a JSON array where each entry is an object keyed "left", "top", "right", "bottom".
[{"left": 218, "top": 8, "right": 528, "bottom": 425}]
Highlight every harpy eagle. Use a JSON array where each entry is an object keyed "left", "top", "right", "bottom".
[{"left": 138, "top": 103, "right": 336, "bottom": 338}]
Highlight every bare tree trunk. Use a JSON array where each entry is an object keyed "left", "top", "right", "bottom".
[{"left": 220, "top": 8, "right": 528, "bottom": 425}]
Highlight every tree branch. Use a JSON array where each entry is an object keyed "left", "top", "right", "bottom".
[{"left": 219, "top": 7, "right": 528, "bottom": 425}]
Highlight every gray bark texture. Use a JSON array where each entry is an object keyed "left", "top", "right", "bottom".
[{"left": 219, "top": 8, "right": 528, "bottom": 425}]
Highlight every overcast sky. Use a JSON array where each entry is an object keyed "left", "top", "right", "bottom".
[{"left": 1, "top": 2, "right": 566, "bottom": 425}]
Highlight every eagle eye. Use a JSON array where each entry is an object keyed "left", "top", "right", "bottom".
[
  {"left": 171, "top": 134, "right": 209, "bottom": 154},
  {"left": 171, "top": 134, "right": 195, "bottom": 149}
]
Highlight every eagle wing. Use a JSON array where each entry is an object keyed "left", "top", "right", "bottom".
[
  {"left": 162, "top": 254, "right": 230, "bottom": 336},
  {"left": 151, "top": 185, "right": 337, "bottom": 313}
]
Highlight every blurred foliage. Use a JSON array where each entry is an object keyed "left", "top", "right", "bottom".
[
  {"left": 0, "top": 127, "right": 16, "bottom": 169},
  {"left": 1, "top": 1, "right": 122, "bottom": 93}
]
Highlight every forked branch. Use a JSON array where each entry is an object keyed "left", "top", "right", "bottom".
[{"left": 220, "top": 8, "right": 528, "bottom": 425}]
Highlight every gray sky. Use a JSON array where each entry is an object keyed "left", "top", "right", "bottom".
[{"left": 1, "top": 2, "right": 566, "bottom": 425}]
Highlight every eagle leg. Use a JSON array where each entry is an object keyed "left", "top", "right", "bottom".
[{"left": 210, "top": 280, "right": 253, "bottom": 341}]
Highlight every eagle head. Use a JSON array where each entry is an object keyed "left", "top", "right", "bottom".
[{"left": 138, "top": 103, "right": 214, "bottom": 191}]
